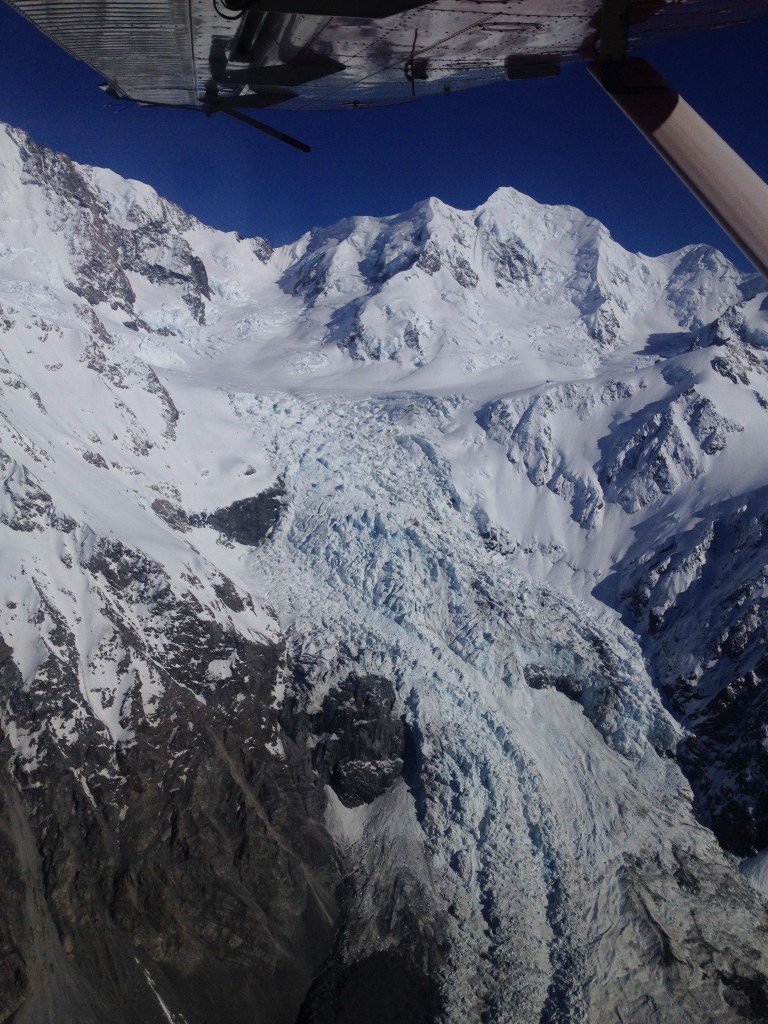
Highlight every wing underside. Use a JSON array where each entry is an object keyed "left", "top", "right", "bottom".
[{"left": 4, "top": 0, "right": 768, "bottom": 113}]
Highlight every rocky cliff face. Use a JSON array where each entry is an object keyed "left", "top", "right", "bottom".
[{"left": 2, "top": 120, "right": 768, "bottom": 1023}]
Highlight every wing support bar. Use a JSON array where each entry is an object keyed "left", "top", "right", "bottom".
[
  {"left": 590, "top": 57, "right": 768, "bottom": 279},
  {"left": 218, "top": 107, "right": 311, "bottom": 151}
]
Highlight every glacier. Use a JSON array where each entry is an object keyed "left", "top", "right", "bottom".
[{"left": 1, "top": 120, "right": 768, "bottom": 1023}]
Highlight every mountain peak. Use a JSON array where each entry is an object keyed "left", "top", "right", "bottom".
[{"left": 0, "top": 117, "right": 748, "bottom": 387}]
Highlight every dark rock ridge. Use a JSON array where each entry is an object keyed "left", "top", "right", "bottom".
[
  {"left": 0, "top": 520, "right": 344, "bottom": 1024},
  {"left": 200, "top": 481, "right": 287, "bottom": 546},
  {"left": 12, "top": 125, "right": 211, "bottom": 325},
  {"left": 152, "top": 481, "right": 286, "bottom": 545},
  {"left": 608, "top": 487, "right": 768, "bottom": 856},
  {"left": 276, "top": 671, "right": 446, "bottom": 1024},
  {"left": 297, "top": 949, "right": 443, "bottom": 1024},
  {"left": 524, "top": 663, "right": 583, "bottom": 701},
  {"left": 0, "top": 507, "right": 443, "bottom": 1023},
  {"left": 9, "top": 396, "right": 337, "bottom": 1024},
  {"left": 0, "top": 646, "right": 340, "bottom": 1024},
  {"left": 309, "top": 674, "right": 408, "bottom": 807}
]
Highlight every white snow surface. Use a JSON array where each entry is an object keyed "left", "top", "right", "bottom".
[
  {"left": 2, "top": 121, "right": 768, "bottom": 1022},
  {"left": 741, "top": 848, "right": 768, "bottom": 897}
]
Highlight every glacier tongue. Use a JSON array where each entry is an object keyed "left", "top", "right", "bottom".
[
  {"left": 2, "top": 119, "right": 768, "bottom": 1023},
  {"left": 235, "top": 390, "right": 761, "bottom": 1023}
]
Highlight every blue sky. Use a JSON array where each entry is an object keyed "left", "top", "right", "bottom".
[{"left": 0, "top": 2, "right": 766, "bottom": 268}]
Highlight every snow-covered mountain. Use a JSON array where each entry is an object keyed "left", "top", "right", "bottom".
[{"left": 2, "top": 120, "right": 768, "bottom": 1024}]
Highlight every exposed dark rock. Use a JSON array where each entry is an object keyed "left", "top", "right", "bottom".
[
  {"left": 297, "top": 950, "right": 443, "bottom": 1024},
  {"left": 182, "top": 290, "right": 207, "bottom": 325},
  {"left": 0, "top": 368, "right": 47, "bottom": 413},
  {"left": 280, "top": 249, "right": 330, "bottom": 302},
  {"left": 186, "top": 254, "right": 211, "bottom": 300},
  {"left": 339, "top": 316, "right": 370, "bottom": 361},
  {"left": 308, "top": 674, "right": 407, "bottom": 807},
  {"left": 678, "top": 667, "right": 768, "bottom": 855},
  {"left": 598, "top": 401, "right": 700, "bottom": 513},
  {"left": 587, "top": 304, "right": 621, "bottom": 346},
  {"left": 719, "top": 971, "right": 768, "bottom": 1019},
  {"left": 0, "top": 675, "right": 341, "bottom": 1024},
  {"left": 213, "top": 575, "right": 247, "bottom": 612},
  {"left": 0, "top": 774, "right": 30, "bottom": 1022},
  {"left": 15, "top": 133, "right": 137, "bottom": 313},
  {"left": 449, "top": 255, "right": 478, "bottom": 289},
  {"left": 609, "top": 490, "right": 768, "bottom": 855},
  {"left": 684, "top": 394, "right": 741, "bottom": 453},
  {"left": 524, "top": 663, "right": 583, "bottom": 701},
  {"left": 0, "top": 302, "right": 15, "bottom": 332},
  {"left": 145, "top": 368, "right": 179, "bottom": 439},
  {"left": 151, "top": 498, "right": 190, "bottom": 532},
  {"left": 76, "top": 310, "right": 180, "bottom": 446},
  {"left": 249, "top": 236, "right": 274, "bottom": 263},
  {"left": 0, "top": 451, "right": 57, "bottom": 532},
  {"left": 712, "top": 354, "right": 750, "bottom": 385},
  {"left": 0, "top": 541, "right": 341, "bottom": 1024},
  {"left": 199, "top": 481, "right": 286, "bottom": 547},
  {"left": 10, "top": 126, "right": 218, "bottom": 326},
  {"left": 416, "top": 242, "right": 442, "bottom": 275},
  {"left": 493, "top": 240, "right": 535, "bottom": 287},
  {"left": 81, "top": 449, "right": 108, "bottom": 469},
  {"left": 403, "top": 322, "right": 421, "bottom": 350}
]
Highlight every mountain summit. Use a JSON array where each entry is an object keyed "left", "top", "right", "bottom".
[{"left": 2, "top": 121, "right": 768, "bottom": 1024}]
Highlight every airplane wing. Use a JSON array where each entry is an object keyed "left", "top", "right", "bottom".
[
  {"left": 5, "top": 0, "right": 768, "bottom": 279},
  {"left": 3, "top": 0, "right": 768, "bottom": 114}
]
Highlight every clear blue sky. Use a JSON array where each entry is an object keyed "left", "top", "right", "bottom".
[{"left": 0, "top": 2, "right": 766, "bottom": 269}]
